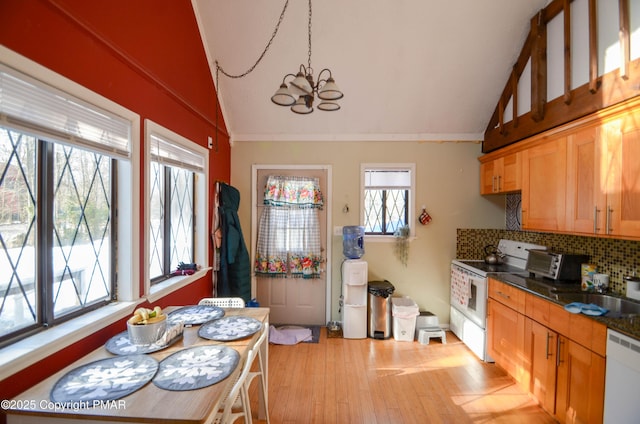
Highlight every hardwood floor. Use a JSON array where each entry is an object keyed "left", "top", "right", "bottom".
[{"left": 246, "top": 328, "right": 555, "bottom": 424}]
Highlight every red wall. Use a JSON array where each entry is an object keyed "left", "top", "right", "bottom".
[{"left": 0, "top": 0, "right": 230, "bottom": 409}]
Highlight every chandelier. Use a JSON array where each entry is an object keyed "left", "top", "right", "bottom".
[
  {"left": 270, "top": 0, "right": 343, "bottom": 114},
  {"left": 215, "top": 0, "right": 342, "bottom": 121}
]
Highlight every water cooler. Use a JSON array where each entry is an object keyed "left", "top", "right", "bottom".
[{"left": 342, "top": 226, "right": 367, "bottom": 339}]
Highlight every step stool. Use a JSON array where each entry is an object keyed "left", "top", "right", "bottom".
[{"left": 418, "top": 327, "right": 447, "bottom": 345}]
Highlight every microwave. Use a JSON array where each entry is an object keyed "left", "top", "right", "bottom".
[{"left": 526, "top": 249, "right": 589, "bottom": 280}]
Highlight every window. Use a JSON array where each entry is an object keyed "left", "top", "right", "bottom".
[
  {"left": 146, "top": 121, "right": 208, "bottom": 285},
  {"left": 361, "top": 164, "right": 415, "bottom": 236},
  {"left": 0, "top": 63, "right": 134, "bottom": 344}
]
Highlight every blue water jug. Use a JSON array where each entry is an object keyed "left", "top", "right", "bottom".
[{"left": 343, "top": 226, "right": 365, "bottom": 259}]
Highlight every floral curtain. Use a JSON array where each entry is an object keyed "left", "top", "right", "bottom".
[{"left": 255, "top": 175, "right": 323, "bottom": 279}]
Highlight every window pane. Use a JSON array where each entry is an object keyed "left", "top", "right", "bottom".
[
  {"left": 385, "top": 189, "right": 407, "bottom": 233},
  {"left": 169, "top": 167, "right": 193, "bottom": 271},
  {"left": 364, "top": 189, "right": 407, "bottom": 234},
  {"left": 0, "top": 128, "right": 37, "bottom": 337},
  {"left": 52, "top": 144, "right": 111, "bottom": 318},
  {"left": 149, "top": 161, "right": 164, "bottom": 279},
  {"left": 364, "top": 189, "right": 384, "bottom": 233}
]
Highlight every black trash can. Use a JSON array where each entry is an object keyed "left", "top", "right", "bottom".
[{"left": 367, "top": 280, "right": 395, "bottom": 339}]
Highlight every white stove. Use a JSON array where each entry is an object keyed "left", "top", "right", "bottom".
[{"left": 450, "top": 239, "right": 546, "bottom": 362}]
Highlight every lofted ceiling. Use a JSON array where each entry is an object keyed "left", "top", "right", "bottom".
[{"left": 192, "top": 0, "right": 549, "bottom": 144}]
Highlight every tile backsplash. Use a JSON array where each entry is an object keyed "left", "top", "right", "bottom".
[{"left": 456, "top": 228, "right": 640, "bottom": 294}]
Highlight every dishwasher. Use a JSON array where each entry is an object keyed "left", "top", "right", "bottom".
[{"left": 603, "top": 329, "right": 640, "bottom": 423}]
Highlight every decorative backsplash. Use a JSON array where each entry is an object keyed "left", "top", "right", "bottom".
[{"left": 456, "top": 228, "right": 640, "bottom": 294}]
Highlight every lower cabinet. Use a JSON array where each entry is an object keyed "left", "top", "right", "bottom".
[
  {"left": 487, "top": 298, "right": 527, "bottom": 390},
  {"left": 555, "top": 337, "right": 606, "bottom": 424},
  {"left": 488, "top": 278, "right": 606, "bottom": 423},
  {"left": 525, "top": 318, "right": 557, "bottom": 415}
]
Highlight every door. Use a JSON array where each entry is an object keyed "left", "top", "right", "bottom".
[
  {"left": 252, "top": 166, "right": 330, "bottom": 326},
  {"left": 521, "top": 137, "right": 567, "bottom": 231}
]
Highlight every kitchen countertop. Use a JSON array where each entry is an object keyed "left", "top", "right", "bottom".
[{"left": 491, "top": 273, "right": 640, "bottom": 341}]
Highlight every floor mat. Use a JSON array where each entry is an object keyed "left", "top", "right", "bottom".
[{"left": 273, "top": 325, "right": 320, "bottom": 344}]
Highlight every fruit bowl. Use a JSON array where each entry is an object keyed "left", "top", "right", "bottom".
[{"left": 127, "top": 316, "right": 167, "bottom": 345}]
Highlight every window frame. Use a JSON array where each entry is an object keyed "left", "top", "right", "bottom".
[
  {"left": 360, "top": 163, "right": 416, "bottom": 240},
  {"left": 0, "top": 45, "right": 145, "bottom": 379},
  {"left": 144, "top": 120, "right": 209, "bottom": 298}
]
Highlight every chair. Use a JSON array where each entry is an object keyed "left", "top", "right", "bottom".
[
  {"left": 242, "top": 321, "right": 270, "bottom": 424},
  {"left": 198, "top": 297, "right": 245, "bottom": 308},
  {"left": 213, "top": 351, "right": 252, "bottom": 423}
]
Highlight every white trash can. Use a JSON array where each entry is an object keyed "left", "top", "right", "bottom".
[{"left": 391, "top": 297, "right": 419, "bottom": 342}]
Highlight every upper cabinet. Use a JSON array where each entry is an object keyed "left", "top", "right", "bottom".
[
  {"left": 565, "top": 125, "right": 602, "bottom": 234},
  {"left": 480, "top": 152, "right": 521, "bottom": 194},
  {"left": 521, "top": 136, "right": 567, "bottom": 232},
  {"left": 481, "top": 96, "right": 640, "bottom": 240},
  {"left": 607, "top": 111, "right": 640, "bottom": 237},
  {"left": 566, "top": 108, "right": 640, "bottom": 238}
]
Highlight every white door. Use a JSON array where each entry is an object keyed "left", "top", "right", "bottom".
[{"left": 251, "top": 166, "right": 331, "bottom": 326}]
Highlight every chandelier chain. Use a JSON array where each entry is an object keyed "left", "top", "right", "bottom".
[
  {"left": 307, "top": 0, "right": 312, "bottom": 73},
  {"left": 215, "top": 0, "right": 290, "bottom": 79}
]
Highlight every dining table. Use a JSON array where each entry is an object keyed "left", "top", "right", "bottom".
[{"left": 4, "top": 306, "right": 270, "bottom": 424}]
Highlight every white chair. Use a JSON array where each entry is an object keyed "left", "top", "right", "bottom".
[
  {"left": 213, "top": 351, "right": 251, "bottom": 423},
  {"left": 198, "top": 297, "right": 245, "bottom": 308},
  {"left": 242, "top": 321, "right": 270, "bottom": 424}
]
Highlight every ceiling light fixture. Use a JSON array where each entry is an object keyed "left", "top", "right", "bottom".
[
  {"left": 270, "top": 0, "right": 343, "bottom": 114},
  {"left": 215, "top": 0, "right": 341, "bottom": 132}
]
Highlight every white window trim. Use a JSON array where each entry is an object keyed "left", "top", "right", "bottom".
[
  {"left": 144, "top": 119, "right": 210, "bottom": 297},
  {"left": 0, "top": 46, "right": 142, "bottom": 380},
  {"left": 360, "top": 163, "right": 416, "bottom": 241}
]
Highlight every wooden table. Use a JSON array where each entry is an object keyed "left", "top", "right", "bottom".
[{"left": 5, "top": 307, "right": 270, "bottom": 424}]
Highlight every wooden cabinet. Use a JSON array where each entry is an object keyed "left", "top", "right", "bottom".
[
  {"left": 487, "top": 279, "right": 528, "bottom": 390},
  {"left": 555, "top": 337, "right": 606, "bottom": 424},
  {"left": 566, "top": 112, "right": 640, "bottom": 238},
  {"left": 525, "top": 317, "right": 557, "bottom": 414},
  {"left": 489, "top": 286, "right": 607, "bottom": 423},
  {"left": 605, "top": 112, "right": 640, "bottom": 238},
  {"left": 565, "top": 125, "right": 603, "bottom": 234},
  {"left": 480, "top": 153, "right": 521, "bottom": 194},
  {"left": 521, "top": 136, "right": 567, "bottom": 232},
  {"left": 479, "top": 97, "right": 640, "bottom": 239}
]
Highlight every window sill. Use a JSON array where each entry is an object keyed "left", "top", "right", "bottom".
[
  {"left": 0, "top": 301, "right": 135, "bottom": 382},
  {"left": 365, "top": 234, "right": 416, "bottom": 242},
  {"left": 147, "top": 268, "right": 210, "bottom": 303},
  {"left": 0, "top": 268, "right": 210, "bottom": 382}
]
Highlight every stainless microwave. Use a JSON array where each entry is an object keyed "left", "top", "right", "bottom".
[{"left": 526, "top": 249, "right": 589, "bottom": 280}]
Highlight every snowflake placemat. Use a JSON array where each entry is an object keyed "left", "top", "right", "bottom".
[
  {"left": 198, "top": 316, "right": 263, "bottom": 341},
  {"left": 152, "top": 345, "right": 240, "bottom": 391},
  {"left": 167, "top": 305, "right": 225, "bottom": 325},
  {"left": 50, "top": 355, "right": 158, "bottom": 405}
]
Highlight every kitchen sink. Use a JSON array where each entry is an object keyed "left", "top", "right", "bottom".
[{"left": 551, "top": 292, "right": 640, "bottom": 317}]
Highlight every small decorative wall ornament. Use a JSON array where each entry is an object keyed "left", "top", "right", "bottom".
[
  {"left": 394, "top": 225, "right": 411, "bottom": 267},
  {"left": 419, "top": 206, "right": 432, "bottom": 225}
]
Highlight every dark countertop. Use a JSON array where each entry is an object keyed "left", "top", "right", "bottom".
[{"left": 491, "top": 273, "right": 640, "bottom": 341}]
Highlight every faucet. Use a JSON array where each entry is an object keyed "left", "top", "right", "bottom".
[{"left": 625, "top": 274, "right": 640, "bottom": 301}]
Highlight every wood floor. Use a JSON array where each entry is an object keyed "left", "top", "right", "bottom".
[{"left": 245, "top": 328, "right": 555, "bottom": 424}]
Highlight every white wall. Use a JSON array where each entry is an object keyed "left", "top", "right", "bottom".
[{"left": 231, "top": 140, "right": 505, "bottom": 324}]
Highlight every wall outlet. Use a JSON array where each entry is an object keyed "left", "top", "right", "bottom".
[
  {"left": 333, "top": 226, "right": 343, "bottom": 236},
  {"left": 207, "top": 136, "right": 213, "bottom": 149}
]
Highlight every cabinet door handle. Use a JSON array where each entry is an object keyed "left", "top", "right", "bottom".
[
  {"left": 593, "top": 206, "right": 600, "bottom": 233},
  {"left": 606, "top": 206, "right": 613, "bottom": 234},
  {"left": 492, "top": 176, "right": 496, "bottom": 192},
  {"left": 546, "top": 332, "right": 552, "bottom": 360},
  {"left": 497, "top": 291, "right": 510, "bottom": 300},
  {"left": 497, "top": 175, "right": 502, "bottom": 192},
  {"left": 556, "top": 337, "right": 564, "bottom": 367}
]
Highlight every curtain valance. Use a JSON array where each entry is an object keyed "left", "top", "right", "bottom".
[{"left": 263, "top": 175, "right": 323, "bottom": 209}]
